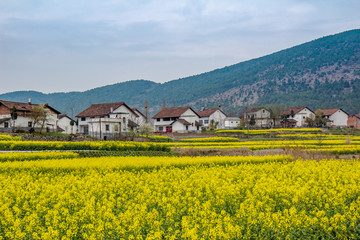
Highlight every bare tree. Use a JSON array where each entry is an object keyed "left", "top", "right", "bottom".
[{"left": 29, "top": 104, "right": 49, "bottom": 134}]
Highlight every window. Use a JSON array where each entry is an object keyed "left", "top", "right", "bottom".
[
  {"left": 105, "top": 124, "right": 110, "bottom": 131},
  {"left": 81, "top": 117, "right": 86, "bottom": 121},
  {"left": 159, "top": 126, "right": 163, "bottom": 131},
  {"left": 199, "top": 120, "right": 203, "bottom": 124},
  {"left": 164, "top": 118, "right": 171, "bottom": 121},
  {"left": 186, "top": 126, "right": 188, "bottom": 130},
  {"left": 28, "top": 122, "right": 32, "bottom": 127},
  {"left": 123, "top": 117, "right": 126, "bottom": 123},
  {"left": 204, "top": 120, "right": 209, "bottom": 124},
  {"left": 4, "top": 122, "right": 9, "bottom": 128},
  {"left": 114, "top": 125, "right": 119, "bottom": 131},
  {"left": 157, "top": 118, "right": 160, "bottom": 122}
]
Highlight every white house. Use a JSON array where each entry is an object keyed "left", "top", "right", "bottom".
[
  {"left": 224, "top": 117, "right": 241, "bottom": 129},
  {"left": 76, "top": 102, "right": 142, "bottom": 139},
  {"left": 152, "top": 106, "right": 202, "bottom": 133},
  {"left": 0, "top": 99, "right": 60, "bottom": 132},
  {"left": 281, "top": 106, "right": 315, "bottom": 127},
  {"left": 197, "top": 108, "right": 227, "bottom": 129},
  {"left": 244, "top": 107, "right": 272, "bottom": 128},
  {"left": 320, "top": 108, "right": 349, "bottom": 127},
  {"left": 57, "top": 114, "right": 77, "bottom": 134}
]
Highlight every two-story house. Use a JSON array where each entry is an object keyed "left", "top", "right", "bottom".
[
  {"left": 244, "top": 107, "right": 272, "bottom": 128},
  {"left": 281, "top": 106, "right": 315, "bottom": 127},
  {"left": 152, "top": 106, "right": 202, "bottom": 133},
  {"left": 197, "top": 108, "right": 227, "bottom": 129},
  {"left": 76, "top": 102, "right": 142, "bottom": 139},
  {"left": 0, "top": 99, "right": 60, "bottom": 132}
]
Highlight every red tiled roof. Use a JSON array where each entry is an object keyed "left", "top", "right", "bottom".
[
  {"left": 197, "top": 108, "right": 227, "bottom": 117},
  {"left": 76, "top": 102, "right": 136, "bottom": 118},
  {"left": 171, "top": 118, "right": 191, "bottom": 126},
  {"left": 0, "top": 100, "right": 61, "bottom": 114},
  {"left": 153, "top": 107, "right": 198, "bottom": 119},
  {"left": 319, "top": 108, "right": 348, "bottom": 116},
  {"left": 58, "top": 114, "right": 74, "bottom": 121},
  {"left": 282, "top": 106, "right": 312, "bottom": 116}
]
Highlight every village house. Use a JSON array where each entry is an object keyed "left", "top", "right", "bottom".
[
  {"left": 0, "top": 99, "right": 60, "bottom": 132},
  {"left": 152, "top": 106, "right": 202, "bottom": 133},
  {"left": 76, "top": 102, "right": 143, "bottom": 139},
  {"left": 348, "top": 114, "right": 360, "bottom": 129},
  {"left": 224, "top": 117, "right": 241, "bottom": 129},
  {"left": 197, "top": 108, "right": 227, "bottom": 129},
  {"left": 281, "top": 106, "right": 315, "bottom": 127},
  {"left": 319, "top": 108, "right": 349, "bottom": 127},
  {"left": 57, "top": 114, "right": 77, "bottom": 134},
  {"left": 244, "top": 107, "right": 272, "bottom": 128}
]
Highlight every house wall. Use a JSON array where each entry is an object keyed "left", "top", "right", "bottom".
[
  {"left": 224, "top": 118, "right": 240, "bottom": 129},
  {"left": 172, "top": 121, "right": 187, "bottom": 133},
  {"left": 58, "top": 117, "right": 77, "bottom": 134},
  {"left": 199, "top": 117, "right": 210, "bottom": 127},
  {"left": 209, "top": 110, "right": 227, "bottom": 129},
  {"left": 290, "top": 108, "right": 315, "bottom": 127},
  {"left": 348, "top": 116, "right": 360, "bottom": 129},
  {"left": 77, "top": 105, "right": 140, "bottom": 138},
  {"left": 329, "top": 110, "right": 348, "bottom": 127}
]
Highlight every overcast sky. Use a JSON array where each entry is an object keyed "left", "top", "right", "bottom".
[{"left": 1, "top": 0, "right": 359, "bottom": 94}]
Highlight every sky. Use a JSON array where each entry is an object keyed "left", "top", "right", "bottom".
[{"left": 1, "top": 0, "right": 360, "bottom": 94}]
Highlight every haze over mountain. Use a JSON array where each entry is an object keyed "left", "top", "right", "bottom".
[{"left": 1, "top": 29, "right": 359, "bottom": 117}]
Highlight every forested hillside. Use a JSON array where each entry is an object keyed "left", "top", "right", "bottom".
[{"left": 1, "top": 29, "right": 359, "bottom": 116}]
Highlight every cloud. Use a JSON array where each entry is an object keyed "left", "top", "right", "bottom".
[{"left": 1, "top": 0, "right": 360, "bottom": 94}]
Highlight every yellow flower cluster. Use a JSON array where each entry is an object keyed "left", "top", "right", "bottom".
[
  {"left": 0, "top": 140, "right": 169, "bottom": 152},
  {"left": 0, "top": 134, "right": 21, "bottom": 141},
  {"left": 162, "top": 138, "right": 360, "bottom": 153},
  {"left": 140, "top": 135, "right": 172, "bottom": 142},
  {"left": 277, "top": 134, "right": 360, "bottom": 140},
  {"left": 0, "top": 151, "right": 79, "bottom": 162},
  {"left": 0, "top": 157, "right": 359, "bottom": 239},
  {"left": 217, "top": 128, "right": 323, "bottom": 134},
  {"left": 180, "top": 137, "right": 239, "bottom": 142}
]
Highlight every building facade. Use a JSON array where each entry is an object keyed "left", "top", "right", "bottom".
[
  {"left": 76, "top": 102, "right": 142, "bottom": 139},
  {"left": 244, "top": 107, "right": 272, "bottom": 128},
  {"left": 197, "top": 108, "right": 227, "bottom": 129},
  {"left": 348, "top": 114, "right": 360, "bottom": 129},
  {"left": 282, "top": 106, "right": 315, "bottom": 127},
  {"left": 320, "top": 108, "right": 349, "bottom": 127},
  {"left": 153, "top": 106, "right": 202, "bottom": 133},
  {"left": 0, "top": 99, "right": 60, "bottom": 132}
]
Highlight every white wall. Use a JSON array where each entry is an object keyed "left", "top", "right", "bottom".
[
  {"left": 329, "top": 110, "right": 348, "bottom": 127},
  {"left": 290, "top": 108, "right": 315, "bottom": 127},
  {"left": 58, "top": 117, "right": 77, "bottom": 134},
  {"left": 225, "top": 118, "right": 240, "bottom": 129}
]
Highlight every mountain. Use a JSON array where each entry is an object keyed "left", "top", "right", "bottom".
[{"left": 1, "top": 29, "right": 360, "bottom": 117}]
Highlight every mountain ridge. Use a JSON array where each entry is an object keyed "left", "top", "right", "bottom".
[{"left": 1, "top": 29, "right": 360, "bottom": 116}]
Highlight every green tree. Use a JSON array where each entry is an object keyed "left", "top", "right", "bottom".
[
  {"left": 10, "top": 106, "right": 18, "bottom": 132},
  {"left": 249, "top": 115, "right": 256, "bottom": 126}
]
